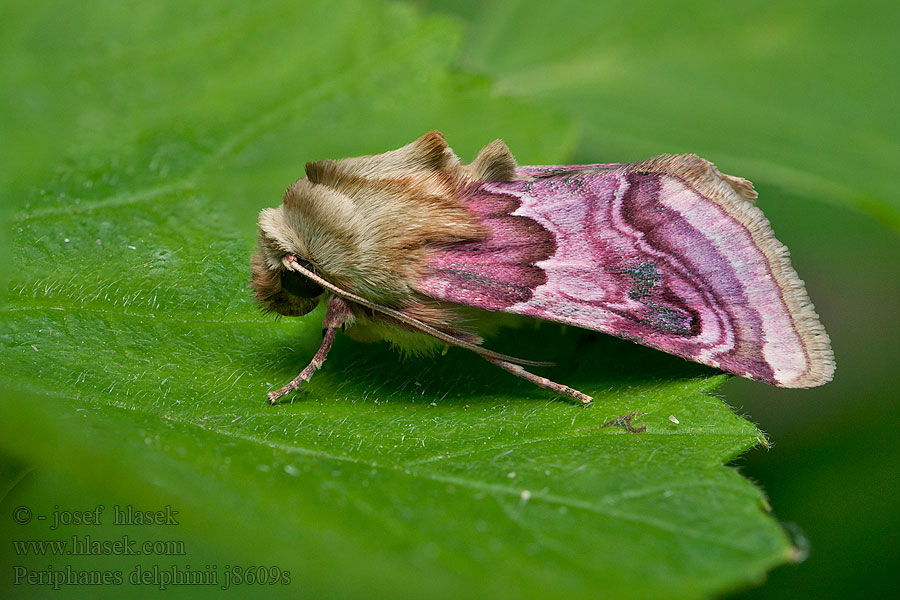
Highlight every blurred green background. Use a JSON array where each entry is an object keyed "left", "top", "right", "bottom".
[
  {"left": 2, "top": 0, "right": 897, "bottom": 598},
  {"left": 422, "top": 2, "right": 900, "bottom": 594}
]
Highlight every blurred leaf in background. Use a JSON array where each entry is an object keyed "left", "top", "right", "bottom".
[
  {"left": 424, "top": 0, "right": 900, "bottom": 597},
  {"left": 0, "top": 1, "right": 808, "bottom": 599},
  {"left": 426, "top": 0, "right": 900, "bottom": 230}
]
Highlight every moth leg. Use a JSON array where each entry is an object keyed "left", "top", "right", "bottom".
[
  {"left": 267, "top": 296, "right": 352, "bottom": 405},
  {"left": 485, "top": 358, "right": 593, "bottom": 406},
  {"left": 267, "top": 328, "right": 338, "bottom": 404}
]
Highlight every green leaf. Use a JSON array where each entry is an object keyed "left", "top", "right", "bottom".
[
  {"left": 427, "top": 0, "right": 900, "bottom": 230},
  {"left": 1, "top": 1, "right": 791, "bottom": 598}
]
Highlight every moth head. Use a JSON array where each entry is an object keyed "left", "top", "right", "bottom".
[{"left": 250, "top": 190, "right": 329, "bottom": 316}]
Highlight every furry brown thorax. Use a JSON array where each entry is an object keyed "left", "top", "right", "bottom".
[{"left": 250, "top": 130, "right": 517, "bottom": 341}]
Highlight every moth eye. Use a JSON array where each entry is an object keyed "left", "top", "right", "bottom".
[{"left": 281, "top": 261, "right": 324, "bottom": 299}]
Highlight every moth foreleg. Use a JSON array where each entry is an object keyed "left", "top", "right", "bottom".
[
  {"left": 485, "top": 357, "right": 593, "bottom": 406},
  {"left": 267, "top": 327, "right": 337, "bottom": 404},
  {"left": 267, "top": 296, "right": 352, "bottom": 405}
]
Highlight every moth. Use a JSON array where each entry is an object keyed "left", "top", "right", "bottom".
[{"left": 251, "top": 131, "right": 834, "bottom": 405}]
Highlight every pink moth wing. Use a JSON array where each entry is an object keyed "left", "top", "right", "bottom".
[{"left": 415, "top": 155, "right": 834, "bottom": 388}]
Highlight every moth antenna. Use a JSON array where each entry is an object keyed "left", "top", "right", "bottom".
[
  {"left": 485, "top": 357, "right": 593, "bottom": 406},
  {"left": 282, "top": 255, "right": 552, "bottom": 368}
]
